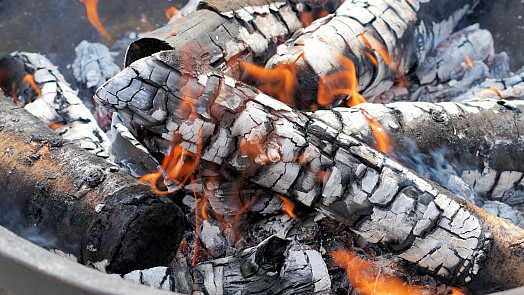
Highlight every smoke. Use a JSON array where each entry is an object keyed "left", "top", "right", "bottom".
[
  {"left": 394, "top": 138, "right": 478, "bottom": 205},
  {"left": 0, "top": 199, "right": 57, "bottom": 249}
]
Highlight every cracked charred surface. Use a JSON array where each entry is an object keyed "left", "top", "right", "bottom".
[
  {"left": 125, "top": 0, "right": 342, "bottom": 75},
  {"left": 266, "top": 0, "right": 479, "bottom": 107},
  {"left": 0, "top": 95, "right": 185, "bottom": 274},
  {"left": 0, "top": 52, "right": 111, "bottom": 158},
  {"left": 310, "top": 100, "right": 524, "bottom": 203},
  {"left": 95, "top": 52, "right": 524, "bottom": 290}
]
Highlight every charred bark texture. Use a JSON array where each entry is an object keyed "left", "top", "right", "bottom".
[
  {"left": 266, "top": 0, "right": 479, "bottom": 107},
  {"left": 124, "top": 0, "right": 342, "bottom": 75},
  {"left": 0, "top": 95, "right": 184, "bottom": 274},
  {"left": 95, "top": 53, "right": 524, "bottom": 290}
]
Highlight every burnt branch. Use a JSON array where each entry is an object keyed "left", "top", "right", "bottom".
[
  {"left": 95, "top": 53, "right": 524, "bottom": 289},
  {"left": 0, "top": 94, "right": 185, "bottom": 274},
  {"left": 266, "top": 0, "right": 479, "bottom": 107}
]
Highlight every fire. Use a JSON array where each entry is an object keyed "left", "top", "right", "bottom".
[
  {"left": 140, "top": 13, "right": 153, "bottom": 31},
  {"left": 165, "top": 6, "right": 179, "bottom": 20},
  {"left": 330, "top": 249, "right": 465, "bottom": 295},
  {"left": 79, "top": 0, "right": 112, "bottom": 41},
  {"left": 239, "top": 60, "right": 297, "bottom": 106},
  {"left": 22, "top": 74, "right": 41, "bottom": 97},
  {"left": 359, "top": 34, "right": 407, "bottom": 88},
  {"left": 232, "top": 195, "right": 257, "bottom": 230},
  {"left": 201, "top": 197, "right": 209, "bottom": 222},
  {"left": 361, "top": 109, "right": 390, "bottom": 155},
  {"left": 317, "top": 55, "right": 366, "bottom": 107},
  {"left": 477, "top": 87, "right": 502, "bottom": 97},
  {"left": 278, "top": 195, "right": 296, "bottom": 219},
  {"left": 465, "top": 55, "right": 474, "bottom": 68}
]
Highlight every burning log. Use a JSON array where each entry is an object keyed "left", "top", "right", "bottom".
[
  {"left": 0, "top": 95, "right": 185, "bottom": 274},
  {"left": 311, "top": 100, "right": 524, "bottom": 203},
  {"left": 124, "top": 0, "right": 343, "bottom": 75},
  {"left": 0, "top": 52, "right": 110, "bottom": 158},
  {"left": 95, "top": 53, "right": 524, "bottom": 291},
  {"left": 265, "top": 0, "right": 479, "bottom": 107}
]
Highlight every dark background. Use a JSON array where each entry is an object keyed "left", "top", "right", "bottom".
[{"left": 0, "top": 0, "right": 522, "bottom": 80}]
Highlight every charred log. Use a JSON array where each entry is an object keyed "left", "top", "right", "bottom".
[
  {"left": 95, "top": 54, "right": 524, "bottom": 290},
  {"left": 0, "top": 52, "right": 110, "bottom": 158},
  {"left": 265, "top": 0, "right": 479, "bottom": 107},
  {"left": 124, "top": 0, "right": 342, "bottom": 75},
  {"left": 0, "top": 95, "right": 184, "bottom": 274}
]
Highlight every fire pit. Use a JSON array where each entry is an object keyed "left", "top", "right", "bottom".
[{"left": 1, "top": 0, "right": 524, "bottom": 294}]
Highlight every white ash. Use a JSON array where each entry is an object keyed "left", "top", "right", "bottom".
[
  {"left": 481, "top": 201, "right": 520, "bottom": 226},
  {"left": 73, "top": 40, "right": 120, "bottom": 89}
]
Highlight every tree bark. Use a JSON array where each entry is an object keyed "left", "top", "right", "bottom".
[
  {"left": 265, "top": 0, "right": 479, "bottom": 107},
  {"left": 0, "top": 95, "right": 185, "bottom": 274},
  {"left": 95, "top": 54, "right": 524, "bottom": 290}
]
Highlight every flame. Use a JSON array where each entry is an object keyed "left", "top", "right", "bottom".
[
  {"left": 317, "top": 55, "right": 366, "bottom": 107},
  {"left": 360, "top": 34, "right": 407, "bottom": 88},
  {"left": 140, "top": 13, "right": 153, "bottom": 31},
  {"left": 79, "top": 0, "right": 112, "bottom": 41},
  {"left": 477, "top": 87, "right": 501, "bottom": 97},
  {"left": 239, "top": 60, "right": 297, "bottom": 106},
  {"left": 278, "top": 195, "right": 296, "bottom": 219},
  {"left": 330, "top": 249, "right": 464, "bottom": 295},
  {"left": 201, "top": 197, "right": 209, "bottom": 222},
  {"left": 465, "top": 55, "right": 474, "bottom": 68},
  {"left": 22, "top": 74, "right": 41, "bottom": 97},
  {"left": 231, "top": 194, "right": 257, "bottom": 230},
  {"left": 300, "top": 12, "right": 315, "bottom": 27},
  {"left": 361, "top": 109, "right": 390, "bottom": 155},
  {"left": 165, "top": 6, "right": 179, "bottom": 20}
]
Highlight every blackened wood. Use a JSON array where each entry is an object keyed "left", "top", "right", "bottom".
[
  {"left": 266, "top": 0, "right": 479, "bottom": 107},
  {"left": 0, "top": 95, "right": 184, "bottom": 274},
  {"left": 95, "top": 54, "right": 524, "bottom": 290},
  {"left": 124, "top": 0, "right": 342, "bottom": 75}
]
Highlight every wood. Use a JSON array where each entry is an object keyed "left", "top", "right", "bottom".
[
  {"left": 0, "top": 52, "right": 110, "bottom": 158},
  {"left": 0, "top": 95, "right": 185, "bottom": 274},
  {"left": 124, "top": 0, "right": 342, "bottom": 75},
  {"left": 265, "top": 0, "right": 480, "bottom": 107},
  {"left": 94, "top": 53, "right": 524, "bottom": 290}
]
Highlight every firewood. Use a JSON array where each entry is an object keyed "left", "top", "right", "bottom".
[
  {"left": 311, "top": 100, "right": 524, "bottom": 203},
  {"left": 265, "top": 0, "right": 480, "bottom": 107},
  {"left": 124, "top": 0, "right": 343, "bottom": 75},
  {"left": 94, "top": 53, "right": 524, "bottom": 290},
  {"left": 0, "top": 52, "right": 110, "bottom": 158},
  {"left": 0, "top": 94, "right": 185, "bottom": 274}
]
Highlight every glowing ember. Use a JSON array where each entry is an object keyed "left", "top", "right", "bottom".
[
  {"left": 465, "top": 55, "right": 474, "bottom": 68},
  {"left": 48, "top": 122, "right": 65, "bottom": 130},
  {"left": 201, "top": 197, "right": 209, "bottom": 222},
  {"left": 165, "top": 6, "right": 179, "bottom": 20},
  {"left": 361, "top": 109, "right": 390, "bottom": 155},
  {"left": 240, "top": 61, "right": 297, "bottom": 106},
  {"left": 317, "top": 55, "right": 366, "bottom": 107},
  {"left": 330, "top": 249, "right": 465, "bottom": 295},
  {"left": 278, "top": 195, "right": 296, "bottom": 219},
  {"left": 79, "top": 0, "right": 112, "bottom": 41},
  {"left": 21, "top": 74, "right": 41, "bottom": 97}
]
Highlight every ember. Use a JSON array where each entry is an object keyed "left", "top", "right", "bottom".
[{"left": 2, "top": 0, "right": 524, "bottom": 294}]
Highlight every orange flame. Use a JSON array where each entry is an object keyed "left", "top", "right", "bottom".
[
  {"left": 317, "top": 55, "right": 366, "bottom": 107},
  {"left": 79, "top": 0, "right": 112, "bottom": 41},
  {"left": 140, "top": 13, "right": 153, "bottom": 31},
  {"left": 278, "top": 195, "right": 296, "bottom": 219},
  {"left": 22, "top": 74, "right": 41, "bottom": 97},
  {"left": 360, "top": 34, "right": 407, "bottom": 88},
  {"left": 165, "top": 6, "right": 179, "bottom": 20},
  {"left": 240, "top": 61, "right": 297, "bottom": 106},
  {"left": 465, "top": 55, "right": 474, "bottom": 68},
  {"left": 477, "top": 87, "right": 501, "bottom": 97},
  {"left": 201, "top": 197, "right": 209, "bottom": 222},
  {"left": 231, "top": 195, "right": 258, "bottom": 230},
  {"left": 330, "top": 249, "right": 465, "bottom": 295},
  {"left": 361, "top": 109, "right": 390, "bottom": 155}
]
